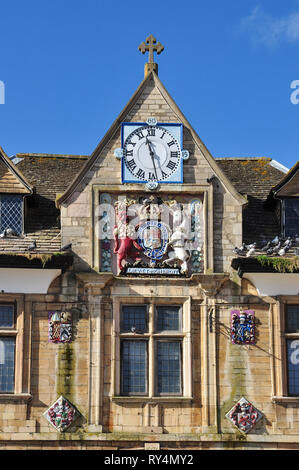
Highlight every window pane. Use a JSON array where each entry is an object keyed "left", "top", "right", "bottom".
[
  {"left": 0, "top": 305, "right": 14, "bottom": 328},
  {"left": 287, "top": 339, "right": 299, "bottom": 396},
  {"left": 284, "top": 199, "right": 299, "bottom": 237},
  {"left": 156, "top": 306, "right": 181, "bottom": 332},
  {"left": 121, "top": 340, "right": 147, "bottom": 395},
  {"left": 286, "top": 305, "right": 299, "bottom": 332},
  {"left": 157, "top": 341, "right": 181, "bottom": 394},
  {"left": 121, "top": 306, "right": 147, "bottom": 333},
  {"left": 0, "top": 195, "right": 23, "bottom": 235},
  {"left": 0, "top": 337, "right": 15, "bottom": 392}
]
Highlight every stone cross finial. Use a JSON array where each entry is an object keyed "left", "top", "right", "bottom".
[{"left": 139, "top": 35, "right": 164, "bottom": 77}]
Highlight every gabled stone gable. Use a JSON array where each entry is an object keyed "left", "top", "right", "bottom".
[
  {"left": 0, "top": 147, "right": 32, "bottom": 194},
  {"left": 60, "top": 73, "right": 244, "bottom": 273}
]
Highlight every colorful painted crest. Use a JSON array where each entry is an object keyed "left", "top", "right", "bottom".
[
  {"left": 231, "top": 310, "right": 255, "bottom": 345},
  {"left": 225, "top": 397, "right": 262, "bottom": 434},
  {"left": 48, "top": 311, "right": 72, "bottom": 344},
  {"left": 43, "top": 396, "right": 79, "bottom": 432},
  {"left": 137, "top": 220, "right": 169, "bottom": 263}
]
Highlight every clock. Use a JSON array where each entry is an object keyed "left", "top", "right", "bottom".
[{"left": 115, "top": 118, "right": 189, "bottom": 187}]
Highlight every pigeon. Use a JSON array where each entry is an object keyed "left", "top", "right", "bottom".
[
  {"left": 278, "top": 246, "right": 290, "bottom": 256},
  {"left": 282, "top": 237, "right": 293, "bottom": 249},
  {"left": 271, "top": 236, "right": 280, "bottom": 245},
  {"left": 61, "top": 243, "right": 72, "bottom": 252},
  {"left": 233, "top": 243, "right": 247, "bottom": 256},
  {"left": 260, "top": 241, "right": 271, "bottom": 251},
  {"left": 245, "top": 242, "right": 257, "bottom": 250},
  {"left": 272, "top": 242, "right": 282, "bottom": 255},
  {"left": 26, "top": 240, "right": 36, "bottom": 251},
  {"left": 246, "top": 247, "right": 256, "bottom": 257},
  {"left": 6, "top": 228, "right": 18, "bottom": 237},
  {"left": 0, "top": 229, "right": 7, "bottom": 238}
]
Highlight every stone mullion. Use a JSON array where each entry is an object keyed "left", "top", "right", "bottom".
[{"left": 88, "top": 290, "right": 103, "bottom": 430}]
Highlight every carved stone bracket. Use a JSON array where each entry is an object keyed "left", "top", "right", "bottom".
[{"left": 191, "top": 273, "right": 230, "bottom": 297}]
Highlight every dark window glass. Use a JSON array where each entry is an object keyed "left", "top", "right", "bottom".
[
  {"left": 0, "top": 305, "right": 14, "bottom": 328},
  {"left": 287, "top": 339, "right": 299, "bottom": 396},
  {"left": 156, "top": 306, "right": 181, "bottom": 332},
  {"left": 157, "top": 341, "right": 181, "bottom": 395},
  {"left": 0, "top": 337, "right": 15, "bottom": 392},
  {"left": 121, "top": 340, "right": 147, "bottom": 395},
  {"left": 0, "top": 195, "right": 23, "bottom": 235},
  {"left": 121, "top": 306, "right": 147, "bottom": 333},
  {"left": 284, "top": 199, "right": 299, "bottom": 237},
  {"left": 286, "top": 305, "right": 299, "bottom": 332}
]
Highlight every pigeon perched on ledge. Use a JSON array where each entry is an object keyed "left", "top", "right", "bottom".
[
  {"left": 26, "top": 240, "right": 36, "bottom": 251},
  {"left": 233, "top": 243, "right": 247, "bottom": 256},
  {"left": 60, "top": 243, "right": 72, "bottom": 252}
]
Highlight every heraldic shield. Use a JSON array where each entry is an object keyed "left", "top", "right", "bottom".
[{"left": 137, "top": 220, "right": 169, "bottom": 264}]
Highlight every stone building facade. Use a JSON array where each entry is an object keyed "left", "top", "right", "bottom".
[{"left": 0, "top": 39, "right": 298, "bottom": 450}]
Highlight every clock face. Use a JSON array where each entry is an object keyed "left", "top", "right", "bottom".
[{"left": 122, "top": 125, "right": 182, "bottom": 182}]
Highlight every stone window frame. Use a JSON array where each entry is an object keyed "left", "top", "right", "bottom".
[
  {"left": 112, "top": 296, "right": 192, "bottom": 401},
  {"left": 272, "top": 296, "right": 299, "bottom": 404},
  {"left": 0, "top": 294, "right": 32, "bottom": 402}
]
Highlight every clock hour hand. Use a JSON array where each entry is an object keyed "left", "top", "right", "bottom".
[{"left": 145, "top": 136, "right": 158, "bottom": 181}]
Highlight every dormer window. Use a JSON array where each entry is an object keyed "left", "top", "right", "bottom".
[
  {"left": 283, "top": 198, "right": 299, "bottom": 237},
  {"left": 0, "top": 194, "right": 23, "bottom": 236}
]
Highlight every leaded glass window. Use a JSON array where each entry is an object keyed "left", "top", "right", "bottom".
[
  {"left": 156, "top": 306, "right": 181, "bottom": 332},
  {"left": 0, "top": 337, "right": 15, "bottom": 392},
  {"left": 0, "top": 304, "right": 14, "bottom": 328},
  {"left": 121, "top": 305, "right": 148, "bottom": 333},
  {"left": 121, "top": 340, "right": 147, "bottom": 395},
  {"left": 286, "top": 305, "right": 299, "bottom": 396},
  {"left": 284, "top": 198, "right": 299, "bottom": 237},
  {"left": 118, "top": 303, "right": 185, "bottom": 397},
  {"left": 0, "top": 195, "right": 23, "bottom": 235},
  {"left": 157, "top": 341, "right": 182, "bottom": 395},
  {"left": 286, "top": 305, "right": 299, "bottom": 333}
]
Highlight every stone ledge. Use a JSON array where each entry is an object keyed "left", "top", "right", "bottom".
[
  {"left": 271, "top": 396, "right": 299, "bottom": 404},
  {"left": 111, "top": 396, "right": 193, "bottom": 404},
  {"left": 1, "top": 432, "right": 299, "bottom": 443},
  {"left": 0, "top": 393, "right": 32, "bottom": 403}
]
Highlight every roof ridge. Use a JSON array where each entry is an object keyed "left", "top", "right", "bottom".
[
  {"left": 215, "top": 157, "right": 272, "bottom": 161},
  {"left": 15, "top": 153, "right": 89, "bottom": 159}
]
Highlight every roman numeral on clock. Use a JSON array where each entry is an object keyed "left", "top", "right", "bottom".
[
  {"left": 126, "top": 149, "right": 134, "bottom": 157},
  {"left": 170, "top": 151, "right": 179, "bottom": 159},
  {"left": 127, "top": 159, "right": 137, "bottom": 171},
  {"left": 147, "top": 128, "right": 156, "bottom": 136},
  {"left": 148, "top": 172, "right": 156, "bottom": 180},
  {"left": 136, "top": 168, "right": 145, "bottom": 179},
  {"left": 166, "top": 160, "right": 176, "bottom": 171},
  {"left": 167, "top": 140, "right": 176, "bottom": 147},
  {"left": 135, "top": 130, "right": 144, "bottom": 140}
]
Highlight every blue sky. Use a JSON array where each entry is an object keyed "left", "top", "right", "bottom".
[{"left": 1, "top": 0, "right": 299, "bottom": 169}]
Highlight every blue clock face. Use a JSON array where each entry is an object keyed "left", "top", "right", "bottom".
[{"left": 121, "top": 123, "right": 184, "bottom": 184}]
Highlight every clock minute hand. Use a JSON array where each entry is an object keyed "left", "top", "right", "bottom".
[{"left": 145, "top": 136, "right": 158, "bottom": 181}]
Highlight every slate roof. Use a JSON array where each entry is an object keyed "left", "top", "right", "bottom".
[
  {"left": 0, "top": 154, "right": 88, "bottom": 253},
  {"left": 0, "top": 152, "right": 289, "bottom": 254},
  {"left": 215, "top": 157, "right": 287, "bottom": 243}
]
